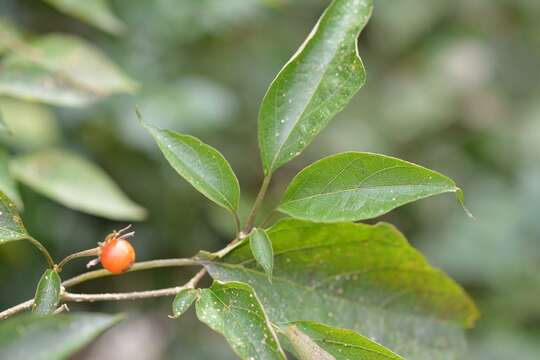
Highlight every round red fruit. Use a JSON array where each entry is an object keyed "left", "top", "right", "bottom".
[{"left": 100, "top": 238, "right": 136, "bottom": 274}]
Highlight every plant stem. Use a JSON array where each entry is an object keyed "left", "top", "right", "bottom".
[
  {"left": 56, "top": 247, "right": 100, "bottom": 272},
  {"left": 62, "top": 258, "right": 200, "bottom": 288},
  {"left": 0, "top": 257, "right": 201, "bottom": 320},
  {"left": 63, "top": 269, "right": 206, "bottom": 303},
  {"left": 27, "top": 237, "right": 55, "bottom": 269},
  {"left": 244, "top": 173, "right": 273, "bottom": 233}
]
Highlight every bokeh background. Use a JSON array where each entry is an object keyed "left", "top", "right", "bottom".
[{"left": 1, "top": 0, "right": 539, "bottom": 359}]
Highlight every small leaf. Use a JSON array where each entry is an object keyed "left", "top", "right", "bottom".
[
  {"left": 249, "top": 228, "right": 274, "bottom": 282},
  {"left": 258, "top": 0, "right": 373, "bottom": 174},
  {"left": 0, "top": 149, "right": 22, "bottom": 209},
  {"left": 0, "top": 190, "right": 28, "bottom": 244},
  {"left": 196, "top": 281, "right": 286, "bottom": 360},
  {"left": 32, "top": 269, "right": 62, "bottom": 316},
  {"left": 145, "top": 124, "right": 240, "bottom": 213},
  {"left": 171, "top": 288, "right": 198, "bottom": 319},
  {"left": 282, "top": 321, "right": 404, "bottom": 360},
  {"left": 0, "top": 312, "right": 122, "bottom": 359},
  {"left": 279, "top": 152, "right": 462, "bottom": 222},
  {"left": 200, "top": 219, "right": 480, "bottom": 359},
  {"left": 0, "top": 34, "right": 137, "bottom": 106},
  {"left": 10, "top": 149, "right": 146, "bottom": 221},
  {"left": 43, "top": 0, "right": 125, "bottom": 35}
]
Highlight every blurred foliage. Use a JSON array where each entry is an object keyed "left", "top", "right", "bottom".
[{"left": 0, "top": 0, "right": 539, "bottom": 359}]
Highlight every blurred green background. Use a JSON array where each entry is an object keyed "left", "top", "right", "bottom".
[{"left": 0, "top": 0, "right": 539, "bottom": 359}]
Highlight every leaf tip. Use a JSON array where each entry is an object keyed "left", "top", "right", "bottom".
[{"left": 456, "top": 188, "right": 475, "bottom": 220}]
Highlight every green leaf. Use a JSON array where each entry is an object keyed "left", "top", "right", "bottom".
[
  {"left": 279, "top": 152, "right": 463, "bottom": 222},
  {"left": 199, "top": 219, "right": 479, "bottom": 359},
  {"left": 196, "top": 281, "right": 286, "bottom": 360},
  {"left": 32, "top": 269, "right": 61, "bottom": 316},
  {"left": 282, "top": 321, "right": 404, "bottom": 360},
  {"left": 249, "top": 228, "right": 274, "bottom": 282},
  {"left": 0, "top": 18, "right": 22, "bottom": 56},
  {"left": 0, "top": 190, "right": 28, "bottom": 244},
  {"left": 0, "top": 149, "right": 22, "bottom": 209},
  {"left": 10, "top": 149, "right": 146, "bottom": 221},
  {"left": 0, "top": 34, "right": 137, "bottom": 107},
  {"left": 0, "top": 97, "right": 61, "bottom": 151},
  {"left": 171, "top": 288, "right": 198, "bottom": 319},
  {"left": 0, "top": 313, "right": 122, "bottom": 359},
  {"left": 145, "top": 124, "right": 240, "bottom": 213},
  {"left": 43, "top": 0, "right": 125, "bottom": 35},
  {"left": 258, "top": 0, "right": 373, "bottom": 174}
]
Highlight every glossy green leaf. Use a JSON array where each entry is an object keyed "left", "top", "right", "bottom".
[
  {"left": 44, "top": 0, "right": 125, "bottom": 35},
  {"left": 145, "top": 124, "right": 240, "bottom": 212},
  {"left": 279, "top": 152, "right": 463, "bottom": 222},
  {"left": 0, "top": 34, "right": 137, "bottom": 106},
  {"left": 0, "top": 313, "right": 122, "bottom": 359},
  {"left": 0, "top": 149, "right": 22, "bottom": 208},
  {"left": 282, "top": 321, "right": 404, "bottom": 360},
  {"left": 171, "top": 288, "right": 198, "bottom": 319},
  {"left": 196, "top": 281, "right": 286, "bottom": 360},
  {"left": 200, "top": 219, "right": 479, "bottom": 359},
  {"left": 258, "top": 0, "right": 373, "bottom": 174},
  {"left": 0, "top": 190, "right": 28, "bottom": 243},
  {"left": 10, "top": 149, "right": 146, "bottom": 220},
  {"left": 32, "top": 269, "right": 61, "bottom": 316},
  {"left": 249, "top": 228, "right": 274, "bottom": 282}
]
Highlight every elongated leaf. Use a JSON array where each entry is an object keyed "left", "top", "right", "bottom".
[
  {"left": 282, "top": 321, "right": 403, "bottom": 360},
  {"left": 0, "top": 313, "right": 122, "bottom": 359},
  {"left": 258, "top": 0, "right": 373, "bottom": 174},
  {"left": 0, "top": 62, "right": 97, "bottom": 107},
  {"left": 0, "top": 149, "right": 22, "bottom": 208},
  {"left": 199, "top": 219, "right": 479, "bottom": 359},
  {"left": 171, "top": 288, "right": 198, "bottom": 319},
  {"left": 0, "top": 34, "right": 137, "bottom": 106},
  {"left": 196, "top": 281, "right": 286, "bottom": 360},
  {"left": 145, "top": 124, "right": 240, "bottom": 212},
  {"left": 0, "top": 97, "right": 60, "bottom": 151},
  {"left": 279, "top": 152, "right": 462, "bottom": 222},
  {"left": 44, "top": 0, "right": 125, "bottom": 35},
  {"left": 32, "top": 269, "right": 61, "bottom": 316},
  {"left": 249, "top": 228, "right": 274, "bottom": 281},
  {"left": 10, "top": 149, "right": 146, "bottom": 220},
  {"left": 0, "top": 190, "right": 28, "bottom": 243}
]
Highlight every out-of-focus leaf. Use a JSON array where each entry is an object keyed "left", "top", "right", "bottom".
[
  {"left": 0, "top": 190, "right": 28, "bottom": 243},
  {"left": 200, "top": 219, "right": 479, "bottom": 359},
  {"left": 249, "top": 228, "right": 273, "bottom": 281},
  {"left": 32, "top": 269, "right": 61, "bottom": 316},
  {"left": 0, "top": 63, "right": 97, "bottom": 107},
  {"left": 10, "top": 149, "right": 146, "bottom": 220},
  {"left": 0, "top": 18, "right": 22, "bottom": 56},
  {"left": 258, "top": 0, "right": 372, "bottom": 174},
  {"left": 282, "top": 321, "right": 404, "bottom": 360},
  {"left": 0, "top": 97, "right": 60, "bottom": 151},
  {"left": 196, "top": 281, "right": 286, "bottom": 360},
  {"left": 279, "top": 152, "right": 462, "bottom": 222},
  {"left": 0, "top": 313, "right": 122, "bottom": 359},
  {"left": 44, "top": 0, "right": 125, "bottom": 35},
  {"left": 171, "top": 288, "right": 198, "bottom": 319},
  {"left": 145, "top": 124, "right": 240, "bottom": 213},
  {"left": 0, "top": 149, "right": 22, "bottom": 209},
  {"left": 0, "top": 34, "right": 137, "bottom": 106}
]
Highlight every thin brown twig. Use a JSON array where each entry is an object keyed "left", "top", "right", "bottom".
[{"left": 0, "top": 258, "right": 202, "bottom": 320}]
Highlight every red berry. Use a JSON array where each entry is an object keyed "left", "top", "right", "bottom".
[{"left": 100, "top": 237, "right": 136, "bottom": 274}]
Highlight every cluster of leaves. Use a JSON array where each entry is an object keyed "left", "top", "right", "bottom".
[{"left": 0, "top": 0, "right": 480, "bottom": 359}]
